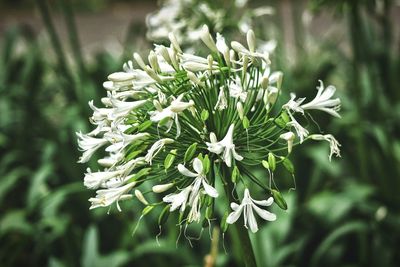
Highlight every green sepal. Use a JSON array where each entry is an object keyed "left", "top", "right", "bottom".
[
  {"left": 203, "top": 155, "right": 210, "bottom": 174},
  {"left": 142, "top": 205, "right": 154, "bottom": 216},
  {"left": 261, "top": 160, "right": 269, "bottom": 169},
  {"left": 201, "top": 109, "right": 209, "bottom": 121},
  {"left": 268, "top": 153, "right": 276, "bottom": 171},
  {"left": 282, "top": 158, "right": 295, "bottom": 174},
  {"left": 164, "top": 149, "right": 177, "bottom": 170},
  {"left": 271, "top": 189, "right": 288, "bottom": 210},
  {"left": 242, "top": 116, "right": 250, "bottom": 129},
  {"left": 231, "top": 166, "right": 240, "bottom": 183},
  {"left": 184, "top": 142, "right": 197, "bottom": 163}
]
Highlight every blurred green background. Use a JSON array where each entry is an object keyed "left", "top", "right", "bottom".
[{"left": 0, "top": 0, "right": 399, "bottom": 266}]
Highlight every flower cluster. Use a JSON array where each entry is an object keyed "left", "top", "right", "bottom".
[
  {"left": 146, "top": 0, "right": 276, "bottom": 51},
  {"left": 77, "top": 26, "right": 341, "bottom": 234}
]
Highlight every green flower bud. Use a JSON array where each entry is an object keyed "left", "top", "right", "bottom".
[
  {"left": 271, "top": 189, "right": 288, "bottom": 210},
  {"left": 184, "top": 142, "right": 197, "bottom": 163}
]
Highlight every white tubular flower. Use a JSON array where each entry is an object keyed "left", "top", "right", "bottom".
[
  {"left": 226, "top": 188, "right": 276, "bottom": 233},
  {"left": 214, "top": 86, "right": 228, "bottom": 111},
  {"left": 145, "top": 138, "right": 174, "bottom": 165},
  {"left": 104, "top": 132, "right": 149, "bottom": 154},
  {"left": 300, "top": 80, "right": 341, "bottom": 118},
  {"left": 284, "top": 81, "right": 341, "bottom": 118},
  {"left": 229, "top": 77, "right": 248, "bottom": 102},
  {"left": 163, "top": 185, "right": 192, "bottom": 212},
  {"left": 280, "top": 131, "right": 295, "bottom": 154},
  {"left": 200, "top": 25, "right": 218, "bottom": 52},
  {"left": 206, "top": 124, "right": 243, "bottom": 167},
  {"left": 310, "top": 134, "right": 341, "bottom": 161},
  {"left": 178, "top": 158, "right": 219, "bottom": 199},
  {"left": 76, "top": 132, "right": 108, "bottom": 163},
  {"left": 173, "top": 158, "right": 218, "bottom": 222},
  {"left": 84, "top": 168, "right": 123, "bottom": 189},
  {"left": 89, "top": 181, "right": 137, "bottom": 211},
  {"left": 150, "top": 94, "right": 194, "bottom": 137},
  {"left": 109, "top": 97, "right": 147, "bottom": 120},
  {"left": 181, "top": 53, "right": 219, "bottom": 73}
]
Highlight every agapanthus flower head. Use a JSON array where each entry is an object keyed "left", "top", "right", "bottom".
[{"left": 77, "top": 26, "right": 341, "bottom": 238}]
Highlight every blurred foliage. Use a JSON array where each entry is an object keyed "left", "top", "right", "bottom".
[{"left": 0, "top": 0, "right": 399, "bottom": 266}]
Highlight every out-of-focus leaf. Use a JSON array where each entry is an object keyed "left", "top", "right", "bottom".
[
  {"left": 0, "top": 210, "right": 32, "bottom": 236},
  {"left": 310, "top": 221, "right": 368, "bottom": 267},
  {"left": 0, "top": 168, "right": 29, "bottom": 203}
]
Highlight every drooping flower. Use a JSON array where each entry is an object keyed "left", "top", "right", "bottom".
[
  {"left": 310, "top": 134, "right": 341, "bottom": 160},
  {"left": 226, "top": 188, "right": 276, "bottom": 233}
]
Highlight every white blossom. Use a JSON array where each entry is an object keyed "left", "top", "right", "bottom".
[
  {"left": 206, "top": 124, "right": 243, "bottom": 167},
  {"left": 280, "top": 131, "right": 295, "bottom": 153},
  {"left": 226, "top": 188, "right": 276, "bottom": 233},
  {"left": 310, "top": 134, "right": 341, "bottom": 160},
  {"left": 229, "top": 77, "right": 248, "bottom": 102},
  {"left": 89, "top": 181, "right": 137, "bottom": 211},
  {"left": 144, "top": 138, "right": 174, "bottom": 165},
  {"left": 76, "top": 132, "right": 108, "bottom": 163}
]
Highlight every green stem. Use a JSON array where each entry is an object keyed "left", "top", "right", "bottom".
[{"left": 221, "top": 165, "right": 257, "bottom": 267}]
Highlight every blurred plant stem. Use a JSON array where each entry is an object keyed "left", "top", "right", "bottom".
[
  {"left": 221, "top": 166, "right": 257, "bottom": 267},
  {"left": 203, "top": 227, "right": 219, "bottom": 267}
]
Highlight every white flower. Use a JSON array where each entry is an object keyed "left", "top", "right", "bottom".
[
  {"left": 150, "top": 94, "right": 194, "bottom": 137},
  {"left": 231, "top": 38, "right": 270, "bottom": 64},
  {"left": 301, "top": 80, "right": 341, "bottom": 117},
  {"left": 310, "top": 134, "right": 341, "bottom": 161},
  {"left": 229, "top": 77, "right": 248, "bottom": 102},
  {"left": 177, "top": 158, "right": 219, "bottom": 200},
  {"left": 226, "top": 188, "right": 276, "bottom": 233},
  {"left": 89, "top": 181, "right": 137, "bottom": 211},
  {"left": 144, "top": 138, "right": 174, "bottom": 165},
  {"left": 104, "top": 132, "right": 149, "bottom": 154},
  {"left": 206, "top": 124, "right": 243, "bottom": 167},
  {"left": 284, "top": 81, "right": 341, "bottom": 118},
  {"left": 280, "top": 131, "right": 295, "bottom": 153},
  {"left": 166, "top": 158, "right": 218, "bottom": 222},
  {"left": 152, "top": 183, "right": 174, "bottom": 193},
  {"left": 84, "top": 168, "right": 123, "bottom": 189},
  {"left": 163, "top": 185, "right": 192, "bottom": 212},
  {"left": 181, "top": 53, "right": 219, "bottom": 73},
  {"left": 214, "top": 86, "right": 228, "bottom": 111},
  {"left": 76, "top": 132, "right": 108, "bottom": 163}
]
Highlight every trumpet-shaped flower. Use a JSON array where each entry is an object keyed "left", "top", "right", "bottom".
[
  {"left": 89, "top": 181, "right": 137, "bottom": 211},
  {"left": 206, "top": 124, "right": 243, "bottom": 167},
  {"left": 226, "top": 188, "right": 276, "bottom": 233}
]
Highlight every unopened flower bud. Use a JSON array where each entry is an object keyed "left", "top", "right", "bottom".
[
  {"left": 148, "top": 51, "right": 160, "bottom": 73},
  {"left": 237, "top": 102, "right": 244, "bottom": 120},
  {"left": 144, "top": 65, "right": 162, "bottom": 83},
  {"left": 152, "top": 183, "right": 174, "bottom": 193},
  {"left": 168, "top": 32, "right": 182, "bottom": 53},
  {"left": 261, "top": 76, "right": 269, "bottom": 89},
  {"left": 247, "top": 29, "right": 256, "bottom": 53},
  {"left": 133, "top": 52, "right": 146, "bottom": 70},
  {"left": 187, "top": 71, "right": 205, "bottom": 87},
  {"left": 135, "top": 189, "right": 149, "bottom": 205},
  {"left": 200, "top": 25, "right": 218, "bottom": 52}
]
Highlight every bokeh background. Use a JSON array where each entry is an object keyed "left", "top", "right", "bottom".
[{"left": 1, "top": 0, "right": 400, "bottom": 266}]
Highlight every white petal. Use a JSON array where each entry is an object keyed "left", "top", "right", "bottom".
[
  {"left": 252, "top": 203, "right": 276, "bottom": 221},
  {"left": 252, "top": 197, "right": 274, "bottom": 206},
  {"left": 230, "top": 202, "right": 240, "bottom": 210},
  {"left": 177, "top": 164, "right": 198, "bottom": 177},
  {"left": 192, "top": 158, "right": 203, "bottom": 174},
  {"left": 202, "top": 179, "right": 219, "bottom": 198},
  {"left": 247, "top": 207, "right": 259, "bottom": 233},
  {"left": 226, "top": 205, "right": 244, "bottom": 224}
]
